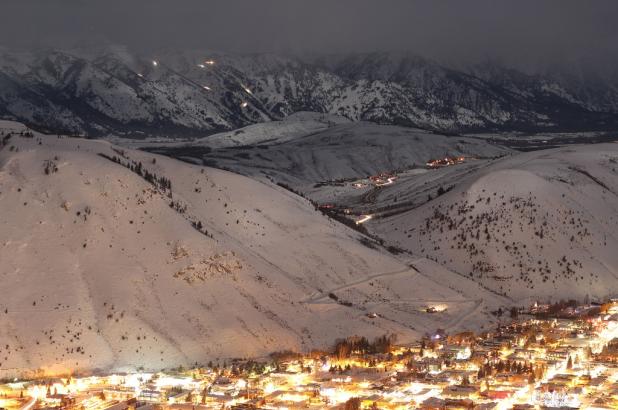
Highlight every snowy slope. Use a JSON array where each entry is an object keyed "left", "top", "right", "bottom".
[
  {"left": 369, "top": 143, "right": 618, "bottom": 301},
  {"left": 147, "top": 121, "right": 511, "bottom": 187},
  {"left": 187, "top": 111, "right": 351, "bottom": 148},
  {"left": 0, "top": 122, "right": 504, "bottom": 376}
]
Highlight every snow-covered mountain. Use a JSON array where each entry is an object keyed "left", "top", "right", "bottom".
[
  {"left": 369, "top": 143, "right": 618, "bottom": 301},
  {"left": 0, "top": 121, "right": 505, "bottom": 376},
  {"left": 1, "top": 47, "right": 618, "bottom": 137}
]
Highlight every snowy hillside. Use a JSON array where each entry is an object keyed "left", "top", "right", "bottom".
[
  {"left": 0, "top": 122, "right": 506, "bottom": 376},
  {"left": 1, "top": 48, "right": 618, "bottom": 137},
  {"left": 369, "top": 143, "right": 618, "bottom": 301},
  {"left": 185, "top": 111, "right": 351, "bottom": 149},
  {"left": 144, "top": 120, "right": 512, "bottom": 187}
]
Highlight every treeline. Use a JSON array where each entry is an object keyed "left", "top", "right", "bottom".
[
  {"left": 98, "top": 153, "right": 172, "bottom": 195},
  {"left": 333, "top": 334, "right": 396, "bottom": 359},
  {"left": 476, "top": 359, "right": 546, "bottom": 384},
  {"left": 98, "top": 151, "right": 213, "bottom": 239},
  {"left": 0, "top": 130, "right": 34, "bottom": 150},
  {"left": 44, "top": 159, "right": 59, "bottom": 175},
  {"left": 320, "top": 207, "right": 369, "bottom": 235},
  {"left": 276, "top": 181, "right": 306, "bottom": 198},
  {"left": 0, "top": 133, "right": 12, "bottom": 149},
  {"left": 275, "top": 181, "right": 406, "bottom": 256},
  {"left": 533, "top": 299, "right": 601, "bottom": 318},
  {"left": 275, "top": 181, "right": 371, "bottom": 235}
]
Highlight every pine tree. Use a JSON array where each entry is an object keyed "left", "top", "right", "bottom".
[
  {"left": 567, "top": 355, "right": 573, "bottom": 369},
  {"left": 528, "top": 372, "right": 536, "bottom": 384}
]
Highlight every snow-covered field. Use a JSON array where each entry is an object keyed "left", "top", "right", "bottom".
[{"left": 0, "top": 122, "right": 504, "bottom": 377}]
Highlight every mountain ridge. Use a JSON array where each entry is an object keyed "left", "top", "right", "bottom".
[{"left": 2, "top": 48, "right": 618, "bottom": 137}]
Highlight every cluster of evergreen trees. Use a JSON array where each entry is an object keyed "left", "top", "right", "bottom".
[
  {"left": 98, "top": 153, "right": 172, "bottom": 195},
  {"left": 43, "top": 159, "right": 58, "bottom": 175},
  {"left": 137, "top": 162, "right": 172, "bottom": 193},
  {"left": 190, "top": 219, "right": 213, "bottom": 238},
  {"left": 333, "top": 334, "right": 396, "bottom": 359},
  {"left": 274, "top": 179, "right": 396, "bottom": 256},
  {"left": 98, "top": 151, "right": 214, "bottom": 240},
  {"left": 169, "top": 200, "right": 187, "bottom": 214},
  {"left": 476, "top": 359, "right": 545, "bottom": 384},
  {"left": 0, "top": 133, "right": 12, "bottom": 148}
]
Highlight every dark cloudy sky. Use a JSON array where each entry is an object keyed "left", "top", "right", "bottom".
[{"left": 2, "top": 0, "right": 617, "bottom": 68}]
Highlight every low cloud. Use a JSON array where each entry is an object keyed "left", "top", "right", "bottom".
[{"left": 1, "top": 0, "right": 617, "bottom": 69}]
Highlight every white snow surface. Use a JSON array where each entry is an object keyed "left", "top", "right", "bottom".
[
  {"left": 370, "top": 143, "right": 618, "bottom": 301},
  {"left": 151, "top": 120, "right": 512, "bottom": 187},
  {"left": 0, "top": 122, "right": 503, "bottom": 376},
  {"left": 187, "top": 112, "right": 351, "bottom": 148}
]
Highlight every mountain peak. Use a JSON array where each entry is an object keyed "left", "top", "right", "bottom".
[{"left": 1, "top": 48, "right": 618, "bottom": 137}]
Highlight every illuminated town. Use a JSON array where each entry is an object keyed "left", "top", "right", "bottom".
[
  {"left": 2, "top": 3, "right": 618, "bottom": 410},
  {"left": 425, "top": 156, "right": 466, "bottom": 169},
  {"left": 3, "top": 301, "right": 618, "bottom": 410}
]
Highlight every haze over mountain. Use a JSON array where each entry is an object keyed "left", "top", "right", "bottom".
[
  {"left": 3, "top": 0, "right": 618, "bottom": 68},
  {"left": 1, "top": 47, "right": 618, "bottom": 137},
  {"left": 2, "top": 0, "right": 617, "bottom": 137}
]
